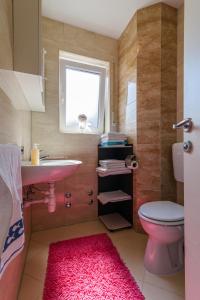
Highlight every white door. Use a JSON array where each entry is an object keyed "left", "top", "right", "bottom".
[{"left": 184, "top": 1, "right": 200, "bottom": 299}]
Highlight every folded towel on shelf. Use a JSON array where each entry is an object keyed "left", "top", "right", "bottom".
[
  {"left": 99, "top": 159, "right": 125, "bottom": 168},
  {"left": 96, "top": 167, "right": 131, "bottom": 177},
  {"left": 101, "top": 141, "right": 128, "bottom": 147},
  {"left": 100, "top": 163, "right": 126, "bottom": 169},
  {"left": 0, "top": 144, "right": 24, "bottom": 278},
  {"left": 100, "top": 144, "right": 127, "bottom": 148},
  {"left": 97, "top": 159, "right": 131, "bottom": 177},
  {"left": 97, "top": 167, "right": 128, "bottom": 172},
  {"left": 98, "top": 190, "right": 131, "bottom": 205},
  {"left": 99, "top": 165, "right": 126, "bottom": 170},
  {"left": 100, "top": 132, "right": 128, "bottom": 147},
  {"left": 101, "top": 132, "right": 127, "bottom": 140},
  {"left": 99, "top": 159, "right": 125, "bottom": 164},
  {"left": 101, "top": 139, "right": 126, "bottom": 143}
]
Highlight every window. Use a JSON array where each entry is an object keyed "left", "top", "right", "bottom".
[{"left": 59, "top": 51, "right": 110, "bottom": 134}]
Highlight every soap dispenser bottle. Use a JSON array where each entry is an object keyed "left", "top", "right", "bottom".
[{"left": 31, "top": 144, "right": 40, "bottom": 166}]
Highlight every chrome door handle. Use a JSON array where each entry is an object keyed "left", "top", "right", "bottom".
[{"left": 173, "top": 118, "right": 193, "bottom": 132}]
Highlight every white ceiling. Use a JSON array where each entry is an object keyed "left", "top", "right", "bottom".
[{"left": 42, "top": 0, "right": 183, "bottom": 39}]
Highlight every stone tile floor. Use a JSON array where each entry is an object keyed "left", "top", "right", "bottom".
[{"left": 18, "top": 220, "right": 185, "bottom": 300}]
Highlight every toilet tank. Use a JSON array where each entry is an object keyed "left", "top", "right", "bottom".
[{"left": 172, "top": 143, "right": 184, "bottom": 183}]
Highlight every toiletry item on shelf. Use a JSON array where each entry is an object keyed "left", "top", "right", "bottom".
[
  {"left": 98, "top": 190, "right": 131, "bottom": 205},
  {"left": 96, "top": 159, "right": 131, "bottom": 177},
  {"left": 100, "top": 132, "right": 128, "bottom": 147},
  {"left": 31, "top": 144, "right": 40, "bottom": 166}
]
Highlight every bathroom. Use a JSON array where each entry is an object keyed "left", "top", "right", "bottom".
[{"left": 0, "top": 0, "right": 199, "bottom": 299}]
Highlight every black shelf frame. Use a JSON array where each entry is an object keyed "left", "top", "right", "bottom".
[{"left": 97, "top": 144, "right": 133, "bottom": 226}]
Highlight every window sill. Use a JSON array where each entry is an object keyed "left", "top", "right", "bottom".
[{"left": 59, "top": 129, "right": 102, "bottom": 136}]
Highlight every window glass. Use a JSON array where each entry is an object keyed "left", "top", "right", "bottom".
[
  {"left": 59, "top": 52, "right": 110, "bottom": 134},
  {"left": 65, "top": 68, "right": 100, "bottom": 129}
]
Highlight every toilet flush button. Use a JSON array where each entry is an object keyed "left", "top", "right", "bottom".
[{"left": 183, "top": 141, "right": 193, "bottom": 153}]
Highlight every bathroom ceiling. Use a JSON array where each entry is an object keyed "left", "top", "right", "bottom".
[{"left": 42, "top": 0, "right": 183, "bottom": 39}]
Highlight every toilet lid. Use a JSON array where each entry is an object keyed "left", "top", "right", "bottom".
[{"left": 139, "top": 201, "right": 184, "bottom": 222}]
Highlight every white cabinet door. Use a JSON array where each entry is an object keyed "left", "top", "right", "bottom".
[{"left": 13, "top": 0, "right": 41, "bottom": 75}]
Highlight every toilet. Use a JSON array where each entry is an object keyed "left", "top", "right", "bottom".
[{"left": 138, "top": 143, "right": 184, "bottom": 275}]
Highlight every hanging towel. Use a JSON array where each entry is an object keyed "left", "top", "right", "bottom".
[{"left": 0, "top": 144, "right": 24, "bottom": 278}]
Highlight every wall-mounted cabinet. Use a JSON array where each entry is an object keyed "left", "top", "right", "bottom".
[
  {"left": 13, "top": 0, "right": 42, "bottom": 76},
  {"left": 0, "top": 69, "right": 45, "bottom": 112},
  {"left": 0, "top": 0, "right": 45, "bottom": 112}
]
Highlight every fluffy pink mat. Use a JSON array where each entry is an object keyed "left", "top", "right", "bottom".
[{"left": 43, "top": 233, "right": 145, "bottom": 300}]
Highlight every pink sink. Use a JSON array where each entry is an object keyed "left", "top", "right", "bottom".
[{"left": 21, "top": 160, "right": 82, "bottom": 186}]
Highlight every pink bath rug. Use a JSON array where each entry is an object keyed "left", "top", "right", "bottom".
[{"left": 43, "top": 233, "right": 145, "bottom": 300}]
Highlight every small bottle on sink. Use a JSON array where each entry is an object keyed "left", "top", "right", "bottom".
[{"left": 31, "top": 144, "right": 40, "bottom": 166}]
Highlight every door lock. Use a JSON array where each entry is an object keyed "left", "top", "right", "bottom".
[{"left": 183, "top": 141, "right": 193, "bottom": 153}]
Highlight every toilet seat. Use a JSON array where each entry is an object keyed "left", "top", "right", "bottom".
[
  {"left": 138, "top": 201, "right": 184, "bottom": 226},
  {"left": 139, "top": 214, "right": 184, "bottom": 226}
]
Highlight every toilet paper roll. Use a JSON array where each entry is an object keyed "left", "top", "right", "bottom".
[
  {"left": 125, "top": 155, "right": 137, "bottom": 167},
  {"left": 128, "top": 160, "right": 139, "bottom": 170}
]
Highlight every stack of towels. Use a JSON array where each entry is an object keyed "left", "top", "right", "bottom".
[
  {"left": 96, "top": 159, "right": 131, "bottom": 177},
  {"left": 97, "top": 190, "right": 131, "bottom": 205},
  {"left": 100, "top": 132, "right": 128, "bottom": 147}
]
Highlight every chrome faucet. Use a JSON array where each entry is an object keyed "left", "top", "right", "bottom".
[
  {"left": 40, "top": 155, "right": 49, "bottom": 160},
  {"left": 39, "top": 150, "right": 49, "bottom": 160}
]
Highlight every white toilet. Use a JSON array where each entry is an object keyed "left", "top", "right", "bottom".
[{"left": 138, "top": 143, "right": 184, "bottom": 275}]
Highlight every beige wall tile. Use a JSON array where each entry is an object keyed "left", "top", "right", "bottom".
[
  {"left": 0, "top": 0, "right": 13, "bottom": 69},
  {"left": 31, "top": 17, "right": 118, "bottom": 231},
  {"left": 0, "top": 1, "right": 32, "bottom": 298},
  {"left": 0, "top": 0, "right": 31, "bottom": 160}
]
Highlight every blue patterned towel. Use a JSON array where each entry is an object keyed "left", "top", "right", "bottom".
[{"left": 0, "top": 144, "right": 24, "bottom": 278}]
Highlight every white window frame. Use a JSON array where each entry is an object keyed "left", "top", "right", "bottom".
[{"left": 59, "top": 56, "right": 108, "bottom": 134}]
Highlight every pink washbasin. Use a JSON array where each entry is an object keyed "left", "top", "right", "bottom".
[{"left": 21, "top": 160, "right": 82, "bottom": 186}]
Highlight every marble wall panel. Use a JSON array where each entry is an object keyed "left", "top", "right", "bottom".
[
  {"left": 118, "top": 14, "right": 137, "bottom": 145},
  {"left": 119, "top": 3, "right": 178, "bottom": 231},
  {"left": 160, "top": 4, "right": 177, "bottom": 201}
]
